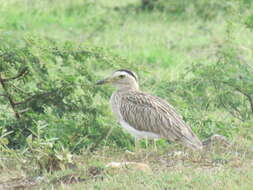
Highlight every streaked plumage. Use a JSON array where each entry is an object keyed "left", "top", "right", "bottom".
[{"left": 96, "top": 69, "right": 203, "bottom": 150}]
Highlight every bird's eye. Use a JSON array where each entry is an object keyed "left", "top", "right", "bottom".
[{"left": 119, "top": 75, "right": 125, "bottom": 78}]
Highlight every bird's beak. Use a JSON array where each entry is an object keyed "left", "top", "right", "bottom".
[{"left": 96, "top": 77, "right": 113, "bottom": 85}]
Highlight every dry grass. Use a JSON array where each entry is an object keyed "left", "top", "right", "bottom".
[{"left": 0, "top": 136, "right": 252, "bottom": 190}]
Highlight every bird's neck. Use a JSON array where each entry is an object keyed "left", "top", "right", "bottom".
[{"left": 116, "top": 83, "right": 139, "bottom": 92}]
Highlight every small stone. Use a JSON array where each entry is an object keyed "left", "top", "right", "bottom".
[
  {"left": 105, "top": 162, "right": 151, "bottom": 172},
  {"left": 167, "top": 151, "right": 188, "bottom": 158}
]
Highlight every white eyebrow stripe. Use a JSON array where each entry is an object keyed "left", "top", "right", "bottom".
[{"left": 114, "top": 70, "right": 137, "bottom": 81}]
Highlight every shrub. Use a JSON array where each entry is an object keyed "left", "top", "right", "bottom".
[
  {"left": 0, "top": 34, "right": 133, "bottom": 152},
  {"left": 156, "top": 33, "right": 253, "bottom": 138},
  {"left": 141, "top": 0, "right": 252, "bottom": 20}
]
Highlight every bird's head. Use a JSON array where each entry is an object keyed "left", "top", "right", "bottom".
[{"left": 96, "top": 69, "right": 139, "bottom": 91}]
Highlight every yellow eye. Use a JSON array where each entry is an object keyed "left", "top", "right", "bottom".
[{"left": 119, "top": 75, "right": 125, "bottom": 78}]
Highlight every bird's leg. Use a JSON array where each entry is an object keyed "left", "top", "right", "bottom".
[
  {"left": 145, "top": 137, "right": 149, "bottom": 149},
  {"left": 134, "top": 137, "right": 141, "bottom": 152},
  {"left": 153, "top": 139, "right": 158, "bottom": 151}
]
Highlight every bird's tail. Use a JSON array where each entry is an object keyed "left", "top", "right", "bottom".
[
  {"left": 179, "top": 132, "right": 203, "bottom": 150},
  {"left": 182, "top": 137, "right": 203, "bottom": 150}
]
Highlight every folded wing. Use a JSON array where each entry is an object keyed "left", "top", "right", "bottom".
[{"left": 119, "top": 92, "right": 203, "bottom": 150}]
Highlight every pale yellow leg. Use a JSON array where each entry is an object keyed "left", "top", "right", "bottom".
[
  {"left": 135, "top": 137, "right": 141, "bottom": 152},
  {"left": 145, "top": 137, "right": 149, "bottom": 149},
  {"left": 153, "top": 139, "right": 158, "bottom": 151}
]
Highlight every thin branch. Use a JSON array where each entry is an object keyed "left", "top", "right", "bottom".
[
  {"left": 211, "top": 79, "right": 246, "bottom": 120},
  {"left": 234, "top": 88, "right": 253, "bottom": 114},
  {"left": 14, "top": 95, "right": 35, "bottom": 105},
  {"left": 215, "top": 80, "right": 253, "bottom": 115},
  {"left": 2, "top": 67, "right": 29, "bottom": 82},
  {"left": 9, "top": 83, "right": 32, "bottom": 95},
  {"left": 13, "top": 90, "right": 58, "bottom": 106},
  {"left": 18, "top": 108, "right": 30, "bottom": 114},
  {"left": 0, "top": 73, "right": 21, "bottom": 120}
]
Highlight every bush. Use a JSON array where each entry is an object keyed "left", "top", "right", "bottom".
[
  {"left": 155, "top": 33, "right": 253, "bottom": 138},
  {"left": 0, "top": 34, "right": 134, "bottom": 152},
  {"left": 245, "top": 13, "right": 253, "bottom": 30},
  {"left": 142, "top": 0, "right": 252, "bottom": 20}
]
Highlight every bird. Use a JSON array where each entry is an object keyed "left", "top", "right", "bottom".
[{"left": 96, "top": 69, "right": 203, "bottom": 150}]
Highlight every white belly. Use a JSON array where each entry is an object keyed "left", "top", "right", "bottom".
[{"left": 120, "top": 120, "right": 160, "bottom": 139}]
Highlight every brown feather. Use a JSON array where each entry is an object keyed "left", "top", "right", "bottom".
[{"left": 112, "top": 91, "right": 203, "bottom": 150}]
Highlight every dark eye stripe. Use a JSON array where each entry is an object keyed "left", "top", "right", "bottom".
[{"left": 116, "top": 69, "right": 137, "bottom": 81}]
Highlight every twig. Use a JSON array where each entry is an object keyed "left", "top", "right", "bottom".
[
  {"left": 0, "top": 73, "right": 21, "bottom": 119},
  {"left": 89, "top": 127, "right": 113, "bottom": 152},
  {"left": 234, "top": 88, "right": 253, "bottom": 114},
  {"left": 18, "top": 108, "right": 30, "bottom": 114},
  {"left": 13, "top": 96, "right": 35, "bottom": 105},
  {"left": 216, "top": 80, "right": 253, "bottom": 115},
  {"left": 9, "top": 83, "right": 32, "bottom": 95},
  {"left": 13, "top": 91, "right": 55, "bottom": 106},
  {"left": 2, "top": 67, "right": 29, "bottom": 82}
]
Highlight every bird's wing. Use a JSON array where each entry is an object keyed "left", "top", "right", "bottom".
[{"left": 119, "top": 91, "right": 202, "bottom": 149}]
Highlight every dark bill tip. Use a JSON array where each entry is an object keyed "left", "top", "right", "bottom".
[{"left": 96, "top": 79, "right": 105, "bottom": 85}]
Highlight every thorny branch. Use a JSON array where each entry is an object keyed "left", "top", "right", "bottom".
[
  {"left": 0, "top": 73, "right": 21, "bottom": 119},
  {"left": 217, "top": 80, "right": 253, "bottom": 115},
  {"left": 9, "top": 83, "right": 32, "bottom": 95},
  {"left": 2, "top": 67, "right": 29, "bottom": 82},
  {"left": 13, "top": 96, "right": 36, "bottom": 106},
  {"left": 0, "top": 67, "right": 30, "bottom": 119},
  {"left": 13, "top": 90, "right": 58, "bottom": 106},
  {"left": 235, "top": 87, "right": 253, "bottom": 114}
]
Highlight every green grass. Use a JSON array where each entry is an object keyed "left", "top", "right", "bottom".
[
  {"left": 1, "top": 0, "right": 251, "bottom": 81},
  {"left": 0, "top": 0, "right": 253, "bottom": 189},
  {"left": 1, "top": 138, "right": 252, "bottom": 189}
]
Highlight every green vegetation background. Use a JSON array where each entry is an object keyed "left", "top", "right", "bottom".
[
  {"left": 0, "top": 1, "right": 253, "bottom": 188},
  {"left": 1, "top": 0, "right": 253, "bottom": 150},
  {"left": 1, "top": 0, "right": 253, "bottom": 148}
]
